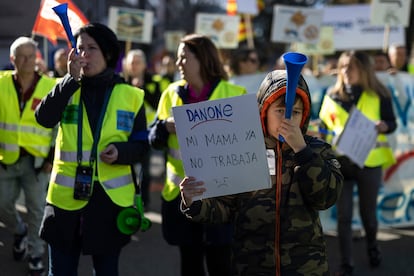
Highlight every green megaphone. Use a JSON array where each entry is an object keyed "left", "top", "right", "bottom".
[{"left": 117, "top": 194, "right": 151, "bottom": 235}]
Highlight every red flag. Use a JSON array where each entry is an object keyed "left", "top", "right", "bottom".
[{"left": 32, "top": 0, "right": 88, "bottom": 46}]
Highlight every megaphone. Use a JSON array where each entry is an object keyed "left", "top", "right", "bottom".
[
  {"left": 117, "top": 194, "right": 152, "bottom": 235},
  {"left": 52, "top": 3, "right": 76, "bottom": 50},
  {"left": 279, "top": 52, "right": 308, "bottom": 142}
]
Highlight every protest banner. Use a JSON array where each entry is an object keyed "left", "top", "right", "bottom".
[{"left": 322, "top": 4, "right": 405, "bottom": 50}]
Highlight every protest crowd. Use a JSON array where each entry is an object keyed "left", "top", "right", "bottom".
[{"left": 1, "top": 0, "right": 414, "bottom": 276}]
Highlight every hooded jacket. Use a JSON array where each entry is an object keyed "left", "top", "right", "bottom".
[{"left": 183, "top": 70, "right": 343, "bottom": 275}]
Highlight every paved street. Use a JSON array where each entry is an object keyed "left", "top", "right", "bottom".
[{"left": 1, "top": 182, "right": 414, "bottom": 276}]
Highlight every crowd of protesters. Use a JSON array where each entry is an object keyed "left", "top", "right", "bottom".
[{"left": 1, "top": 17, "right": 414, "bottom": 275}]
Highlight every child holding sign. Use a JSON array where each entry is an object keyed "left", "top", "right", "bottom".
[{"left": 179, "top": 70, "right": 343, "bottom": 275}]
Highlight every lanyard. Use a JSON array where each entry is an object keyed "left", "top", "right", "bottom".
[{"left": 77, "top": 87, "right": 112, "bottom": 166}]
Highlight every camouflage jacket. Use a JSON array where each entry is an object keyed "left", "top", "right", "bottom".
[{"left": 184, "top": 135, "right": 343, "bottom": 275}]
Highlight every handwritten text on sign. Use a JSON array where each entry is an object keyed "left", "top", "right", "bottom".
[{"left": 172, "top": 94, "right": 271, "bottom": 199}]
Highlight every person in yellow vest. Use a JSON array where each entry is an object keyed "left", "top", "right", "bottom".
[
  {"left": 0, "top": 36, "right": 57, "bottom": 276},
  {"left": 149, "top": 34, "right": 247, "bottom": 276},
  {"left": 122, "top": 49, "right": 171, "bottom": 210},
  {"left": 319, "top": 50, "right": 397, "bottom": 276},
  {"left": 35, "top": 23, "right": 149, "bottom": 275}
]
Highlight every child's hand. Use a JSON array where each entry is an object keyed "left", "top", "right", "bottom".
[
  {"left": 279, "top": 118, "right": 306, "bottom": 153},
  {"left": 180, "top": 176, "right": 206, "bottom": 207}
]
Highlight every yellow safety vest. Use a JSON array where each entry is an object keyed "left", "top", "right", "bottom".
[
  {"left": 143, "top": 74, "right": 170, "bottom": 126},
  {"left": 47, "top": 84, "right": 145, "bottom": 210},
  {"left": 0, "top": 74, "right": 57, "bottom": 164},
  {"left": 0, "top": 70, "right": 13, "bottom": 77},
  {"left": 157, "top": 79, "right": 247, "bottom": 201},
  {"left": 319, "top": 91, "right": 395, "bottom": 168}
]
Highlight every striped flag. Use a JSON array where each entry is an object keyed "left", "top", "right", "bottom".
[
  {"left": 226, "top": 0, "right": 237, "bottom": 15},
  {"left": 226, "top": 0, "right": 265, "bottom": 42},
  {"left": 32, "top": 0, "right": 88, "bottom": 45}
]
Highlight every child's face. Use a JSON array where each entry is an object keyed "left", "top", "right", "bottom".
[{"left": 266, "top": 96, "right": 304, "bottom": 139}]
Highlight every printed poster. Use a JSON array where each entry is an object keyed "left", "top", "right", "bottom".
[
  {"left": 370, "top": 0, "right": 412, "bottom": 27},
  {"left": 271, "top": 5, "right": 324, "bottom": 44},
  {"left": 292, "top": 26, "right": 335, "bottom": 55},
  {"left": 108, "top": 6, "right": 153, "bottom": 43},
  {"left": 164, "top": 31, "right": 186, "bottom": 53},
  {"left": 172, "top": 94, "right": 271, "bottom": 199},
  {"left": 195, "top": 13, "right": 240, "bottom": 49}
]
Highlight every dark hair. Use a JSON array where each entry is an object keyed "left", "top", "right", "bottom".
[
  {"left": 181, "top": 34, "right": 228, "bottom": 82},
  {"left": 74, "top": 23, "right": 120, "bottom": 69},
  {"left": 229, "top": 48, "right": 259, "bottom": 75}
]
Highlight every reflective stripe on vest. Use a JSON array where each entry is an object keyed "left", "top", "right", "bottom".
[
  {"left": 168, "top": 148, "right": 181, "bottom": 160},
  {"left": 0, "top": 122, "right": 18, "bottom": 131},
  {"left": 157, "top": 80, "right": 247, "bottom": 201},
  {"left": 53, "top": 172, "right": 134, "bottom": 189},
  {"left": 20, "top": 125, "right": 51, "bottom": 137},
  {"left": 0, "top": 142, "right": 19, "bottom": 152},
  {"left": 167, "top": 166, "right": 183, "bottom": 186},
  {"left": 59, "top": 150, "right": 92, "bottom": 162}
]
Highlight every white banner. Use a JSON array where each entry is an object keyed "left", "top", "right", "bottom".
[{"left": 322, "top": 4, "right": 405, "bottom": 50}]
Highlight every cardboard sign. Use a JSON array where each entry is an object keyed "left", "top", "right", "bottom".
[
  {"left": 271, "top": 5, "right": 324, "bottom": 44},
  {"left": 172, "top": 94, "right": 271, "bottom": 199},
  {"left": 108, "top": 6, "right": 153, "bottom": 43},
  {"left": 195, "top": 13, "right": 240, "bottom": 49},
  {"left": 370, "top": 0, "right": 412, "bottom": 27},
  {"left": 292, "top": 26, "right": 335, "bottom": 55}
]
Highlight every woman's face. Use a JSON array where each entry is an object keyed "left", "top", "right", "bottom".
[
  {"left": 175, "top": 43, "right": 200, "bottom": 83},
  {"left": 76, "top": 33, "right": 106, "bottom": 77},
  {"left": 339, "top": 56, "right": 360, "bottom": 86},
  {"left": 239, "top": 52, "right": 259, "bottom": 75}
]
